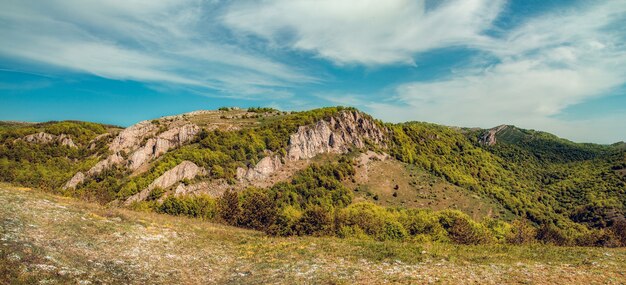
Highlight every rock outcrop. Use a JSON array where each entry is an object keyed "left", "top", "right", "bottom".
[
  {"left": 479, "top": 125, "right": 509, "bottom": 146},
  {"left": 287, "top": 110, "right": 387, "bottom": 160},
  {"left": 124, "top": 161, "right": 206, "bottom": 205},
  {"left": 62, "top": 172, "right": 85, "bottom": 190},
  {"left": 109, "top": 121, "right": 158, "bottom": 153},
  {"left": 127, "top": 124, "right": 199, "bottom": 170},
  {"left": 236, "top": 110, "right": 387, "bottom": 184},
  {"left": 21, "top": 132, "right": 77, "bottom": 148},
  {"left": 63, "top": 118, "right": 200, "bottom": 189},
  {"left": 236, "top": 155, "right": 283, "bottom": 181},
  {"left": 62, "top": 153, "right": 124, "bottom": 189}
]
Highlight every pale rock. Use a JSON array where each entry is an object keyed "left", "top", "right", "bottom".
[
  {"left": 23, "top": 132, "right": 55, "bottom": 144},
  {"left": 479, "top": 125, "right": 509, "bottom": 146},
  {"left": 127, "top": 124, "right": 199, "bottom": 170},
  {"left": 22, "top": 132, "right": 77, "bottom": 148},
  {"left": 87, "top": 153, "right": 124, "bottom": 176},
  {"left": 125, "top": 161, "right": 206, "bottom": 204},
  {"left": 109, "top": 121, "right": 157, "bottom": 153},
  {"left": 62, "top": 172, "right": 85, "bottom": 189},
  {"left": 236, "top": 155, "right": 283, "bottom": 181},
  {"left": 287, "top": 110, "right": 386, "bottom": 160}
]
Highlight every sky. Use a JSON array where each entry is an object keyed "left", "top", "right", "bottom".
[{"left": 1, "top": 0, "right": 625, "bottom": 144}]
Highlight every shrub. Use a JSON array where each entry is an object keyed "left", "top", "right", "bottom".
[
  {"left": 438, "top": 210, "right": 493, "bottom": 245},
  {"left": 218, "top": 190, "right": 241, "bottom": 225},
  {"left": 158, "top": 195, "right": 217, "bottom": 220},
  {"left": 147, "top": 187, "right": 165, "bottom": 201},
  {"left": 506, "top": 219, "right": 537, "bottom": 245},
  {"left": 268, "top": 205, "right": 302, "bottom": 236},
  {"left": 296, "top": 205, "right": 334, "bottom": 236},
  {"left": 610, "top": 219, "right": 626, "bottom": 246},
  {"left": 398, "top": 209, "right": 447, "bottom": 242},
  {"left": 337, "top": 202, "right": 407, "bottom": 241},
  {"left": 536, "top": 224, "right": 571, "bottom": 246},
  {"left": 238, "top": 188, "right": 277, "bottom": 230}
]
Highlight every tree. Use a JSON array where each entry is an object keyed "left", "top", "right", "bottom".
[{"left": 218, "top": 190, "right": 240, "bottom": 226}]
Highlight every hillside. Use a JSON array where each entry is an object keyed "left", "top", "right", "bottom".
[
  {"left": 3, "top": 186, "right": 626, "bottom": 284},
  {"left": 1, "top": 107, "right": 625, "bottom": 247}
]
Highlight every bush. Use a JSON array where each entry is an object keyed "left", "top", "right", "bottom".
[
  {"left": 337, "top": 202, "right": 407, "bottom": 241},
  {"left": 437, "top": 210, "right": 493, "bottom": 244},
  {"left": 536, "top": 224, "right": 571, "bottom": 246},
  {"left": 147, "top": 187, "right": 165, "bottom": 201},
  {"left": 268, "top": 205, "right": 302, "bottom": 236},
  {"left": 218, "top": 190, "right": 241, "bottom": 225},
  {"left": 398, "top": 209, "right": 447, "bottom": 242},
  {"left": 238, "top": 188, "right": 277, "bottom": 230},
  {"left": 296, "top": 205, "right": 334, "bottom": 236},
  {"left": 158, "top": 195, "right": 217, "bottom": 220},
  {"left": 610, "top": 219, "right": 626, "bottom": 246},
  {"left": 506, "top": 219, "right": 537, "bottom": 245}
]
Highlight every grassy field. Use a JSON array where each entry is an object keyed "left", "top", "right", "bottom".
[
  {"left": 348, "top": 158, "right": 510, "bottom": 220},
  {"left": 1, "top": 186, "right": 625, "bottom": 284}
]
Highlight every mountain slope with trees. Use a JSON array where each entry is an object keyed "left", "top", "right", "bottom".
[{"left": 1, "top": 107, "right": 624, "bottom": 247}]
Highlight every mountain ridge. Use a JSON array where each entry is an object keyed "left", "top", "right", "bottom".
[{"left": 1, "top": 106, "right": 625, "bottom": 247}]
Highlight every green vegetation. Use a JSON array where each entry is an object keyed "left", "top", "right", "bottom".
[
  {"left": 0, "top": 107, "right": 624, "bottom": 248},
  {"left": 0, "top": 121, "right": 113, "bottom": 193}
]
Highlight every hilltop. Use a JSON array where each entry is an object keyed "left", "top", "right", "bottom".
[{"left": 1, "top": 107, "right": 625, "bottom": 247}]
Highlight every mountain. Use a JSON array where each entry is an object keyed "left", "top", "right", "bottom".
[{"left": 1, "top": 107, "right": 625, "bottom": 246}]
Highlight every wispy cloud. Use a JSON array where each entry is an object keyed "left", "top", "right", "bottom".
[
  {"left": 0, "top": 0, "right": 315, "bottom": 97},
  {"left": 223, "top": 0, "right": 505, "bottom": 66},
  {"left": 368, "top": 1, "right": 626, "bottom": 143}
]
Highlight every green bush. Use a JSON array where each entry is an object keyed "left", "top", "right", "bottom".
[
  {"left": 296, "top": 205, "right": 334, "bottom": 236},
  {"left": 238, "top": 188, "right": 277, "bottom": 230},
  {"left": 437, "top": 210, "right": 493, "bottom": 245},
  {"left": 506, "top": 219, "right": 537, "bottom": 245},
  {"left": 158, "top": 195, "right": 217, "bottom": 220},
  {"left": 337, "top": 202, "right": 408, "bottom": 241},
  {"left": 218, "top": 190, "right": 241, "bottom": 225}
]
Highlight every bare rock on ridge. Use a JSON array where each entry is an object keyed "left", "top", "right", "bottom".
[
  {"left": 125, "top": 161, "right": 207, "bottom": 205},
  {"left": 287, "top": 110, "right": 387, "bottom": 160}
]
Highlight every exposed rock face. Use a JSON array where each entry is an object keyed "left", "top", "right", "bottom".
[
  {"left": 235, "top": 110, "right": 387, "bottom": 185},
  {"left": 22, "top": 132, "right": 77, "bottom": 148},
  {"left": 125, "top": 161, "right": 206, "bottom": 205},
  {"left": 479, "top": 125, "right": 509, "bottom": 146},
  {"left": 287, "top": 110, "right": 387, "bottom": 160},
  {"left": 109, "top": 121, "right": 157, "bottom": 153},
  {"left": 62, "top": 172, "right": 85, "bottom": 189},
  {"left": 62, "top": 154, "right": 124, "bottom": 189},
  {"left": 236, "top": 155, "right": 283, "bottom": 181},
  {"left": 127, "top": 124, "right": 199, "bottom": 170},
  {"left": 63, "top": 118, "right": 199, "bottom": 189}
]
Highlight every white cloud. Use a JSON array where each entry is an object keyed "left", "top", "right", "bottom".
[
  {"left": 224, "top": 0, "right": 504, "bottom": 65},
  {"left": 358, "top": 1, "right": 626, "bottom": 143},
  {"left": 0, "top": 0, "right": 314, "bottom": 97}
]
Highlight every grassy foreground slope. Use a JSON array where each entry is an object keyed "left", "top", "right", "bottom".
[{"left": 2, "top": 186, "right": 625, "bottom": 285}]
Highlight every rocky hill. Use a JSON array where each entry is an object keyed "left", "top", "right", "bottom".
[{"left": 1, "top": 107, "right": 625, "bottom": 247}]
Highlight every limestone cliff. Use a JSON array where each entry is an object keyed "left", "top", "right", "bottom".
[
  {"left": 21, "top": 132, "right": 77, "bottom": 148},
  {"left": 236, "top": 110, "right": 387, "bottom": 184},
  {"left": 286, "top": 110, "right": 386, "bottom": 160},
  {"left": 63, "top": 118, "right": 199, "bottom": 189},
  {"left": 479, "top": 125, "right": 509, "bottom": 146},
  {"left": 124, "top": 161, "right": 206, "bottom": 205}
]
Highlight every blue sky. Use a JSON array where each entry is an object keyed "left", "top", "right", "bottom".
[{"left": 1, "top": 0, "right": 625, "bottom": 144}]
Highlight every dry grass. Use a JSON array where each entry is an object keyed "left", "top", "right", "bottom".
[
  {"left": 348, "top": 159, "right": 510, "bottom": 220},
  {"left": 2, "top": 186, "right": 626, "bottom": 284}
]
